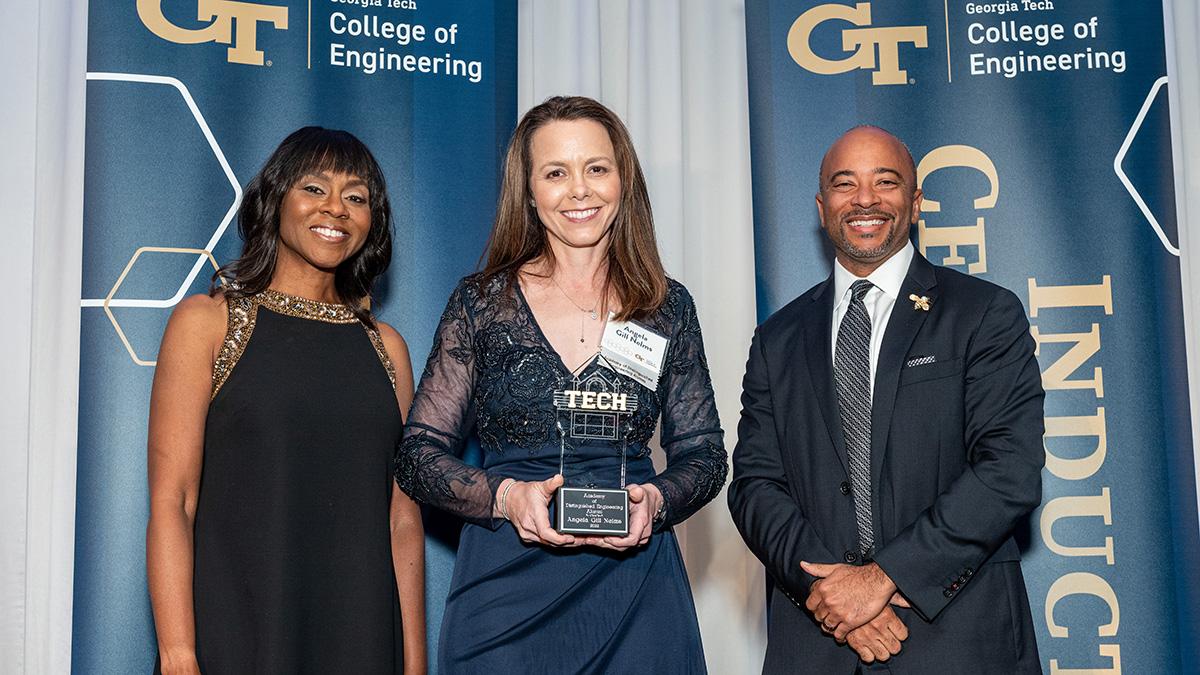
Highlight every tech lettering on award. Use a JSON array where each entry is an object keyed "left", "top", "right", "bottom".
[
  {"left": 548, "top": 314, "right": 672, "bottom": 535},
  {"left": 550, "top": 367, "right": 636, "bottom": 536},
  {"left": 551, "top": 357, "right": 641, "bottom": 536}
]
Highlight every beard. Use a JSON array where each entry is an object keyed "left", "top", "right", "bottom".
[
  {"left": 840, "top": 223, "right": 899, "bottom": 259},
  {"left": 828, "top": 210, "right": 906, "bottom": 263}
]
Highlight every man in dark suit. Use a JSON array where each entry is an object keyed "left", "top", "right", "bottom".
[{"left": 728, "top": 126, "right": 1044, "bottom": 674}]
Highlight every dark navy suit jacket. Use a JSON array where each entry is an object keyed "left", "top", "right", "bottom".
[{"left": 728, "top": 252, "right": 1044, "bottom": 674}]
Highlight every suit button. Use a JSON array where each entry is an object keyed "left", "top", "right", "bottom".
[
  {"left": 839, "top": 481, "right": 851, "bottom": 495},
  {"left": 957, "top": 576, "right": 966, "bottom": 584},
  {"left": 964, "top": 568, "right": 974, "bottom": 577},
  {"left": 950, "top": 582, "right": 960, "bottom": 590},
  {"left": 844, "top": 550, "right": 858, "bottom": 563},
  {"left": 944, "top": 589, "right": 954, "bottom": 598}
]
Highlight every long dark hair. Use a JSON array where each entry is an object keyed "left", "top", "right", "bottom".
[
  {"left": 481, "top": 96, "right": 667, "bottom": 321},
  {"left": 213, "top": 126, "right": 392, "bottom": 327}
]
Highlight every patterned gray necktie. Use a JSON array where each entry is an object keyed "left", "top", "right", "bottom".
[{"left": 835, "top": 279, "right": 875, "bottom": 557}]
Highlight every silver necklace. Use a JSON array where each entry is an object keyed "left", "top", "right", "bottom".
[{"left": 551, "top": 276, "right": 601, "bottom": 343}]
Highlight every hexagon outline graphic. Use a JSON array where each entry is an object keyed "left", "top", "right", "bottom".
[
  {"left": 81, "top": 72, "right": 243, "bottom": 309},
  {"left": 1113, "top": 75, "right": 1179, "bottom": 257},
  {"left": 103, "top": 247, "right": 221, "bottom": 367}
]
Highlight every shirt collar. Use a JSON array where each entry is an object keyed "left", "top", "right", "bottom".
[{"left": 833, "top": 240, "right": 915, "bottom": 307}]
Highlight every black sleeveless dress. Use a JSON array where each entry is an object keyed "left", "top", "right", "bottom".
[{"left": 185, "top": 289, "right": 404, "bottom": 674}]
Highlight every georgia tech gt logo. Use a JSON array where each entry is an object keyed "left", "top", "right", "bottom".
[
  {"left": 137, "top": 0, "right": 288, "bottom": 66},
  {"left": 787, "top": 2, "right": 927, "bottom": 86}
]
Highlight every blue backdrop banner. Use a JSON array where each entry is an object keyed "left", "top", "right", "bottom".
[
  {"left": 74, "top": 1, "right": 516, "bottom": 672},
  {"left": 745, "top": 0, "right": 1198, "bottom": 672}
]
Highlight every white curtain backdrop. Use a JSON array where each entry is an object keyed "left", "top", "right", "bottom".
[
  {"left": 517, "top": 1, "right": 765, "bottom": 671},
  {"left": 0, "top": 1, "right": 88, "bottom": 673},
  {"left": 2, "top": 0, "right": 1199, "bottom": 672}
]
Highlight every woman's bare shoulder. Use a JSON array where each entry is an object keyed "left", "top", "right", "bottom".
[
  {"left": 375, "top": 320, "right": 411, "bottom": 363},
  {"left": 164, "top": 292, "right": 230, "bottom": 350}
]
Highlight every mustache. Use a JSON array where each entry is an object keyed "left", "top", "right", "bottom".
[{"left": 842, "top": 209, "right": 892, "bottom": 222}]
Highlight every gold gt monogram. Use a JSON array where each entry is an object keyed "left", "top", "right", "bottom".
[
  {"left": 787, "top": 2, "right": 927, "bottom": 86},
  {"left": 137, "top": 0, "right": 288, "bottom": 66}
]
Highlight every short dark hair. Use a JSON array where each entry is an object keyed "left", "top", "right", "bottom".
[{"left": 213, "top": 126, "right": 392, "bottom": 326}]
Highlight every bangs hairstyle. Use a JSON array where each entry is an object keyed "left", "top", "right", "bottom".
[
  {"left": 213, "top": 126, "right": 393, "bottom": 327},
  {"left": 481, "top": 96, "right": 666, "bottom": 321}
]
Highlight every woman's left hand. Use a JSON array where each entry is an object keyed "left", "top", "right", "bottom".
[{"left": 585, "top": 483, "right": 663, "bottom": 551}]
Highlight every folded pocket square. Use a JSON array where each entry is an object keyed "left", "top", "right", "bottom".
[{"left": 906, "top": 355, "right": 936, "bottom": 368}]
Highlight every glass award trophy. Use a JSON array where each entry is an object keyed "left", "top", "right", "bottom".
[{"left": 551, "top": 356, "right": 635, "bottom": 536}]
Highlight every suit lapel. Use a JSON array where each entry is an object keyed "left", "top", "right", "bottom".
[
  {"left": 802, "top": 276, "right": 848, "bottom": 473},
  {"left": 870, "top": 253, "right": 938, "bottom": 500}
]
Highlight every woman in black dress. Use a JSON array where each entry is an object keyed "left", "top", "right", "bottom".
[{"left": 147, "top": 127, "right": 426, "bottom": 674}]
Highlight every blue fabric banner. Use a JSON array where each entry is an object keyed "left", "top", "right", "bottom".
[
  {"left": 74, "top": 1, "right": 515, "bottom": 671},
  {"left": 745, "top": 0, "right": 1198, "bottom": 671}
]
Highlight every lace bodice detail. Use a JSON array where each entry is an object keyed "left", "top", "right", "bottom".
[{"left": 394, "top": 273, "right": 727, "bottom": 529}]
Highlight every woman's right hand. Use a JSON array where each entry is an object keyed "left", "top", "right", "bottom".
[
  {"left": 499, "top": 475, "right": 577, "bottom": 546},
  {"left": 148, "top": 294, "right": 223, "bottom": 675}
]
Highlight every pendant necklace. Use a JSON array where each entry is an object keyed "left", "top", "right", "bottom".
[{"left": 551, "top": 276, "right": 601, "bottom": 343}]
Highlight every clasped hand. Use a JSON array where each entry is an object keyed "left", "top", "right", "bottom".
[
  {"left": 497, "top": 474, "right": 660, "bottom": 551},
  {"left": 801, "top": 560, "right": 910, "bottom": 663}
]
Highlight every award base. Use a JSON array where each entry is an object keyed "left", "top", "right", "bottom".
[{"left": 554, "top": 486, "right": 629, "bottom": 536}]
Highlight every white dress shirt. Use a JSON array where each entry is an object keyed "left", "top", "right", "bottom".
[{"left": 830, "top": 241, "right": 915, "bottom": 401}]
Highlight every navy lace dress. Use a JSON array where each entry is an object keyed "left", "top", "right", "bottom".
[{"left": 395, "top": 274, "right": 726, "bottom": 674}]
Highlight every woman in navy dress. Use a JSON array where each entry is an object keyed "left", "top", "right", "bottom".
[{"left": 396, "top": 96, "right": 727, "bottom": 673}]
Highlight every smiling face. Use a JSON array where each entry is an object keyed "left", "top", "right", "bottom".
[
  {"left": 275, "top": 170, "right": 372, "bottom": 275},
  {"left": 816, "top": 127, "right": 922, "bottom": 277},
  {"left": 528, "top": 119, "right": 622, "bottom": 252}
]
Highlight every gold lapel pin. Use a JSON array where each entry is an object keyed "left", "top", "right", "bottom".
[{"left": 909, "top": 294, "right": 931, "bottom": 311}]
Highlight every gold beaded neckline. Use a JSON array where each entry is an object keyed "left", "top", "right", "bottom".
[
  {"left": 256, "top": 288, "right": 359, "bottom": 324},
  {"left": 210, "top": 290, "right": 395, "bottom": 399}
]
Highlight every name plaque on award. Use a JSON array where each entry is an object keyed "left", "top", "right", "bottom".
[
  {"left": 555, "top": 487, "right": 629, "bottom": 536},
  {"left": 551, "top": 359, "right": 637, "bottom": 536}
]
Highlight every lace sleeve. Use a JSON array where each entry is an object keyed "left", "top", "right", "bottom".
[
  {"left": 394, "top": 279, "right": 506, "bottom": 527},
  {"left": 646, "top": 284, "right": 728, "bottom": 531}
]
